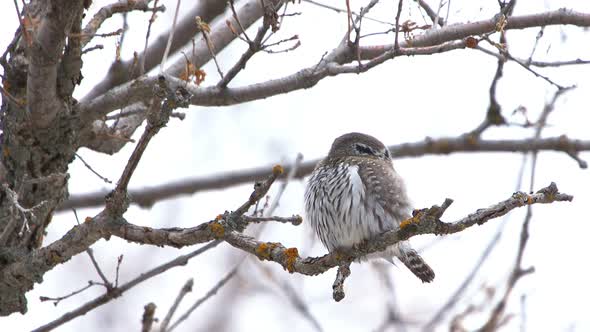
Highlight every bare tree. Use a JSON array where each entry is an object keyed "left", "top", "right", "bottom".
[{"left": 0, "top": 0, "right": 589, "bottom": 331}]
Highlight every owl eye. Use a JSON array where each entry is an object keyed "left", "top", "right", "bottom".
[{"left": 354, "top": 143, "right": 376, "bottom": 155}]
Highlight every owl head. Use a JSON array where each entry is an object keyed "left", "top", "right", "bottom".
[{"left": 328, "top": 132, "right": 391, "bottom": 160}]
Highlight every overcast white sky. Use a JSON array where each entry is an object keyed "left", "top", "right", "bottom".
[{"left": 1, "top": 0, "right": 590, "bottom": 331}]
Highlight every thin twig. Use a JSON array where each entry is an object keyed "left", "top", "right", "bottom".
[
  {"left": 468, "top": 47, "right": 507, "bottom": 138},
  {"left": 241, "top": 215, "right": 302, "bottom": 225},
  {"left": 372, "top": 262, "right": 407, "bottom": 332},
  {"left": 1, "top": 183, "right": 40, "bottom": 238},
  {"left": 229, "top": 0, "right": 252, "bottom": 43},
  {"left": 303, "top": 0, "right": 393, "bottom": 26},
  {"left": 246, "top": 154, "right": 321, "bottom": 331},
  {"left": 217, "top": 17, "right": 270, "bottom": 88},
  {"left": 520, "top": 294, "right": 527, "bottom": 332},
  {"left": 424, "top": 225, "right": 502, "bottom": 329},
  {"left": 476, "top": 45, "right": 590, "bottom": 68},
  {"left": 39, "top": 282, "right": 97, "bottom": 306},
  {"left": 32, "top": 241, "right": 222, "bottom": 332},
  {"left": 114, "top": 255, "right": 123, "bottom": 287},
  {"left": 85, "top": 248, "right": 112, "bottom": 290},
  {"left": 425, "top": 148, "right": 530, "bottom": 329},
  {"left": 113, "top": 77, "right": 191, "bottom": 194},
  {"left": 160, "top": 0, "right": 182, "bottom": 73},
  {"left": 394, "top": 0, "right": 404, "bottom": 51},
  {"left": 266, "top": 153, "right": 303, "bottom": 215},
  {"left": 526, "top": 27, "right": 544, "bottom": 65},
  {"left": 75, "top": 153, "right": 112, "bottom": 184},
  {"left": 481, "top": 36, "right": 568, "bottom": 90},
  {"left": 80, "top": 0, "right": 165, "bottom": 47},
  {"left": 69, "top": 29, "right": 123, "bottom": 39},
  {"left": 429, "top": 0, "right": 444, "bottom": 31},
  {"left": 167, "top": 267, "right": 238, "bottom": 332},
  {"left": 159, "top": 278, "right": 194, "bottom": 332},
  {"left": 141, "top": 0, "right": 160, "bottom": 75},
  {"left": 196, "top": 16, "right": 224, "bottom": 79},
  {"left": 72, "top": 209, "right": 113, "bottom": 289},
  {"left": 81, "top": 44, "right": 104, "bottom": 54},
  {"left": 479, "top": 87, "right": 573, "bottom": 331},
  {"left": 415, "top": 0, "right": 445, "bottom": 27}
]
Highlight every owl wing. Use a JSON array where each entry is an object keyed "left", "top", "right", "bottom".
[{"left": 357, "top": 157, "right": 412, "bottom": 230}]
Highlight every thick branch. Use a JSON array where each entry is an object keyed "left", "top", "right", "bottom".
[
  {"left": 80, "top": 0, "right": 277, "bottom": 102},
  {"left": 1, "top": 173, "right": 572, "bottom": 318},
  {"left": 357, "top": 9, "right": 590, "bottom": 59},
  {"left": 0, "top": 166, "right": 282, "bottom": 317},
  {"left": 222, "top": 183, "right": 571, "bottom": 277},
  {"left": 92, "top": 183, "right": 572, "bottom": 278},
  {"left": 61, "top": 135, "right": 590, "bottom": 210},
  {"left": 77, "top": 9, "right": 590, "bottom": 117},
  {"left": 52, "top": 184, "right": 578, "bottom": 276},
  {"left": 27, "top": 0, "right": 84, "bottom": 127}
]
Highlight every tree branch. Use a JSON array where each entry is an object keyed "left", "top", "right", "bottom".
[
  {"left": 81, "top": 0, "right": 228, "bottom": 101},
  {"left": 167, "top": 267, "right": 238, "bottom": 332},
  {"left": 159, "top": 278, "right": 193, "bottom": 332},
  {"left": 219, "top": 183, "right": 571, "bottom": 279},
  {"left": 27, "top": 0, "right": 85, "bottom": 128},
  {"left": 61, "top": 135, "right": 590, "bottom": 210},
  {"left": 1, "top": 163, "right": 573, "bottom": 320},
  {"left": 77, "top": 9, "right": 590, "bottom": 118},
  {"left": 79, "top": 0, "right": 164, "bottom": 48},
  {"left": 141, "top": 302, "right": 157, "bottom": 332},
  {"left": 31, "top": 241, "right": 220, "bottom": 332}
]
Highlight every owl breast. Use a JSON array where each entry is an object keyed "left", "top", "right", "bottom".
[{"left": 304, "top": 162, "right": 406, "bottom": 252}]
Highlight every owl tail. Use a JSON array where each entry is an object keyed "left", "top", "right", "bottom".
[{"left": 398, "top": 248, "right": 435, "bottom": 283}]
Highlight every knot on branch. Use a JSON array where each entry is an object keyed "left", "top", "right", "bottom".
[
  {"left": 148, "top": 76, "right": 192, "bottom": 130},
  {"left": 105, "top": 189, "right": 130, "bottom": 217}
]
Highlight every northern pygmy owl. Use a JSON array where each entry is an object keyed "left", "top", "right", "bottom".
[{"left": 304, "top": 132, "right": 434, "bottom": 283}]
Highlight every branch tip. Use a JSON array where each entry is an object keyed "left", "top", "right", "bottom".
[{"left": 332, "top": 264, "right": 351, "bottom": 302}]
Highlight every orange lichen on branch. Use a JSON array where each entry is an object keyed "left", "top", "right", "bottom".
[
  {"left": 255, "top": 242, "right": 278, "bottom": 260},
  {"left": 272, "top": 164, "right": 284, "bottom": 176},
  {"left": 215, "top": 214, "right": 223, "bottom": 221},
  {"left": 84, "top": 217, "right": 93, "bottom": 223},
  {"left": 513, "top": 192, "right": 529, "bottom": 206},
  {"left": 208, "top": 222, "right": 225, "bottom": 238},
  {"left": 400, "top": 214, "right": 420, "bottom": 229},
  {"left": 48, "top": 251, "right": 64, "bottom": 264},
  {"left": 283, "top": 247, "right": 299, "bottom": 273}
]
